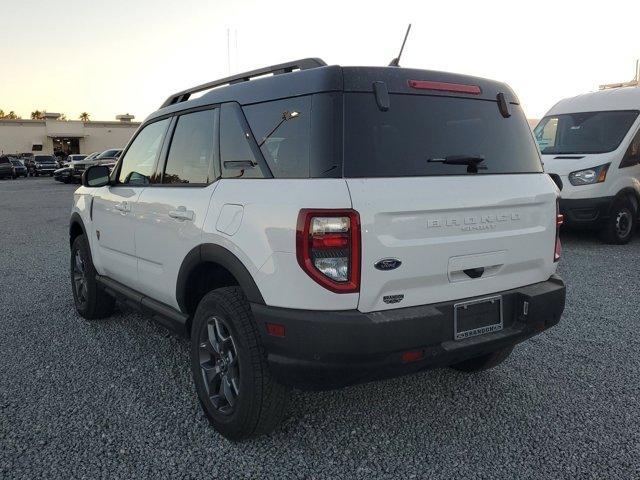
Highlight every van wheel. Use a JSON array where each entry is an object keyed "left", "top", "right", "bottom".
[
  {"left": 600, "top": 197, "right": 636, "bottom": 244},
  {"left": 450, "top": 346, "right": 514, "bottom": 372},
  {"left": 191, "top": 287, "right": 288, "bottom": 440},
  {"left": 71, "top": 234, "right": 115, "bottom": 319}
]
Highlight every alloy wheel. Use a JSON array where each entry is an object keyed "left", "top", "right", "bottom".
[
  {"left": 73, "top": 249, "right": 88, "bottom": 306},
  {"left": 198, "top": 316, "right": 240, "bottom": 415}
]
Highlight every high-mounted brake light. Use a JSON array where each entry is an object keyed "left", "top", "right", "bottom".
[
  {"left": 554, "top": 200, "right": 563, "bottom": 262},
  {"left": 408, "top": 80, "right": 482, "bottom": 95},
  {"left": 296, "top": 209, "right": 360, "bottom": 293}
]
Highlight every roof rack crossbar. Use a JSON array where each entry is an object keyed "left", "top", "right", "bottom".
[{"left": 160, "top": 58, "right": 327, "bottom": 108}]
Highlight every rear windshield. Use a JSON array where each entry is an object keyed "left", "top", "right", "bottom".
[
  {"left": 344, "top": 93, "right": 542, "bottom": 177},
  {"left": 534, "top": 110, "right": 639, "bottom": 155},
  {"left": 35, "top": 155, "right": 55, "bottom": 162}
]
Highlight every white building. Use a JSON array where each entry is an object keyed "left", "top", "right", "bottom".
[{"left": 0, "top": 113, "right": 140, "bottom": 156}]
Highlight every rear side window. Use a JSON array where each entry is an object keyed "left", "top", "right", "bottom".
[
  {"left": 243, "top": 93, "right": 342, "bottom": 178},
  {"left": 344, "top": 93, "right": 542, "bottom": 177},
  {"left": 118, "top": 118, "right": 169, "bottom": 185},
  {"left": 163, "top": 109, "right": 216, "bottom": 184},
  {"left": 220, "top": 103, "right": 264, "bottom": 179},
  {"left": 243, "top": 96, "right": 311, "bottom": 178},
  {"left": 0, "top": 157, "right": 9, "bottom": 164}
]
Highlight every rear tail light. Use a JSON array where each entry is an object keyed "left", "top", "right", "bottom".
[
  {"left": 296, "top": 209, "right": 360, "bottom": 293},
  {"left": 554, "top": 199, "right": 563, "bottom": 262}
]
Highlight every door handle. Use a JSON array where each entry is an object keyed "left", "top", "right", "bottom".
[{"left": 169, "top": 206, "right": 194, "bottom": 221}]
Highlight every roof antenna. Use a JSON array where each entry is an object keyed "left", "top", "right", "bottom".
[{"left": 388, "top": 24, "right": 411, "bottom": 67}]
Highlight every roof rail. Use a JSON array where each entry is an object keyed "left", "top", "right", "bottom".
[{"left": 160, "top": 58, "right": 327, "bottom": 108}]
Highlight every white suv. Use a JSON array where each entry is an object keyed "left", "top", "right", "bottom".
[{"left": 69, "top": 59, "right": 566, "bottom": 440}]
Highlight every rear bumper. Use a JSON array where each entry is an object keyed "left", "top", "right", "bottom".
[
  {"left": 559, "top": 196, "right": 613, "bottom": 228},
  {"left": 251, "top": 275, "right": 566, "bottom": 390}
]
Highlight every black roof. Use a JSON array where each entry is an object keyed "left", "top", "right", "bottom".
[{"left": 147, "top": 58, "right": 518, "bottom": 123}]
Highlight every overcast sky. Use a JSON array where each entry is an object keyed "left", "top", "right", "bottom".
[{"left": 1, "top": 0, "right": 638, "bottom": 122}]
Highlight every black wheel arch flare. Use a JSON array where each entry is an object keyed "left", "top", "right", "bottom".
[{"left": 176, "top": 244, "right": 266, "bottom": 314}]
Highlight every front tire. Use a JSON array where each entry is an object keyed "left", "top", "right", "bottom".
[
  {"left": 600, "top": 197, "right": 636, "bottom": 245},
  {"left": 191, "top": 287, "right": 289, "bottom": 440},
  {"left": 71, "top": 234, "right": 115, "bottom": 319},
  {"left": 450, "top": 346, "right": 514, "bottom": 372}
]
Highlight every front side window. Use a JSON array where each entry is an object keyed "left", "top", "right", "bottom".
[
  {"left": 118, "top": 119, "right": 170, "bottom": 185},
  {"left": 220, "top": 103, "right": 264, "bottom": 179},
  {"left": 534, "top": 110, "right": 639, "bottom": 155},
  {"left": 243, "top": 96, "right": 311, "bottom": 178},
  {"left": 620, "top": 128, "right": 640, "bottom": 168},
  {"left": 163, "top": 109, "right": 216, "bottom": 184}
]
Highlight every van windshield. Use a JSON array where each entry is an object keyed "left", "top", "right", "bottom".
[
  {"left": 343, "top": 93, "right": 542, "bottom": 177},
  {"left": 534, "top": 110, "right": 639, "bottom": 155}
]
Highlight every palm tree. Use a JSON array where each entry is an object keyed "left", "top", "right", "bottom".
[
  {"left": 31, "top": 110, "right": 43, "bottom": 120},
  {"left": 0, "top": 109, "right": 5, "bottom": 118},
  {"left": 59, "top": 113, "right": 67, "bottom": 121},
  {"left": 7, "top": 111, "right": 19, "bottom": 119},
  {"left": 79, "top": 112, "right": 90, "bottom": 122}
]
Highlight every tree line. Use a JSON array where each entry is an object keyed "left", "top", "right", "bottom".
[{"left": 0, "top": 110, "right": 91, "bottom": 121}]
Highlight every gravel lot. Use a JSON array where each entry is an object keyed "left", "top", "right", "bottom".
[{"left": 1, "top": 177, "right": 639, "bottom": 479}]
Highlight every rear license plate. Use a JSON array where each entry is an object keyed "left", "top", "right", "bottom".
[{"left": 454, "top": 296, "right": 503, "bottom": 340}]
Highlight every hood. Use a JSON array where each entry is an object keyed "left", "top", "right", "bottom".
[{"left": 542, "top": 152, "right": 616, "bottom": 176}]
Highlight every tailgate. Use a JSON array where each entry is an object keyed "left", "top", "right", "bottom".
[{"left": 347, "top": 174, "right": 558, "bottom": 313}]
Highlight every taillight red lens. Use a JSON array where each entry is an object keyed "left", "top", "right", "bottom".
[
  {"left": 408, "top": 79, "right": 482, "bottom": 95},
  {"left": 296, "top": 209, "right": 360, "bottom": 293},
  {"left": 554, "top": 201, "right": 563, "bottom": 262}
]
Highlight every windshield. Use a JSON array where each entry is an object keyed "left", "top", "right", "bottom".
[
  {"left": 534, "top": 110, "right": 639, "bottom": 155},
  {"left": 34, "top": 155, "right": 55, "bottom": 162},
  {"left": 70, "top": 155, "right": 86, "bottom": 161},
  {"left": 10, "top": 160, "right": 23, "bottom": 166},
  {"left": 97, "top": 149, "right": 120, "bottom": 159},
  {"left": 344, "top": 93, "right": 542, "bottom": 177}
]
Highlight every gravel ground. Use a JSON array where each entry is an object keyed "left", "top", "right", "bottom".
[{"left": 1, "top": 177, "right": 639, "bottom": 479}]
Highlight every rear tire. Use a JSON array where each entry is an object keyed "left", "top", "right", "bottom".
[
  {"left": 450, "top": 346, "right": 514, "bottom": 372},
  {"left": 71, "top": 234, "right": 115, "bottom": 319},
  {"left": 600, "top": 197, "right": 636, "bottom": 245},
  {"left": 191, "top": 287, "right": 289, "bottom": 440}
]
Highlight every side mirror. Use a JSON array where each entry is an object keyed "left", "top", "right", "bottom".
[{"left": 82, "top": 165, "right": 111, "bottom": 187}]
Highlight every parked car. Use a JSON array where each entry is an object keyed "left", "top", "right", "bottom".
[
  {"left": 9, "top": 157, "right": 28, "bottom": 178},
  {"left": 535, "top": 87, "right": 640, "bottom": 244},
  {"left": 72, "top": 149, "right": 121, "bottom": 181},
  {"left": 28, "top": 154, "right": 58, "bottom": 176},
  {"left": 70, "top": 58, "right": 566, "bottom": 440},
  {"left": 63, "top": 154, "right": 87, "bottom": 167},
  {"left": 54, "top": 166, "right": 73, "bottom": 183},
  {"left": 0, "top": 155, "right": 13, "bottom": 179}
]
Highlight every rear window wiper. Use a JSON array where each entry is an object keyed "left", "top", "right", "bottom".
[{"left": 427, "top": 155, "right": 485, "bottom": 173}]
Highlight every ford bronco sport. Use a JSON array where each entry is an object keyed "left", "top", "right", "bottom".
[{"left": 70, "top": 58, "right": 566, "bottom": 440}]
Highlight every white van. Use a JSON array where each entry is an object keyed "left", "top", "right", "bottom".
[{"left": 535, "top": 87, "right": 640, "bottom": 244}]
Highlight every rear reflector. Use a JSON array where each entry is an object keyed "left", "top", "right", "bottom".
[
  {"left": 402, "top": 350, "right": 425, "bottom": 363},
  {"left": 266, "top": 323, "right": 286, "bottom": 337},
  {"left": 408, "top": 80, "right": 482, "bottom": 95}
]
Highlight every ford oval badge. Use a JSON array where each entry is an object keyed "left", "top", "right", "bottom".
[{"left": 374, "top": 258, "right": 402, "bottom": 271}]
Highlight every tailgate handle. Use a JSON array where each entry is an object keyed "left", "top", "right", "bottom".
[{"left": 463, "top": 267, "right": 485, "bottom": 279}]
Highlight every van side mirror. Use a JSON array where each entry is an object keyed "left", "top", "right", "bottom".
[{"left": 82, "top": 165, "right": 111, "bottom": 188}]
